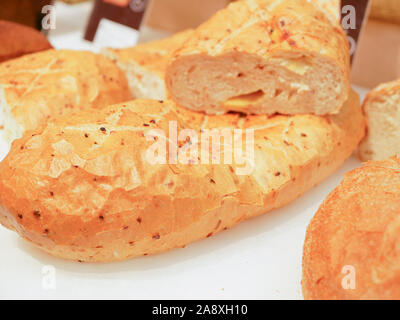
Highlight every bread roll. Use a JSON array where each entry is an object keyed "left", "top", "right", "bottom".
[
  {"left": 165, "top": 0, "right": 349, "bottom": 115},
  {"left": 0, "top": 90, "right": 364, "bottom": 262},
  {"left": 302, "top": 157, "right": 400, "bottom": 300},
  {"left": 0, "top": 20, "right": 52, "bottom": 63},
  {"left": 359, "top": 79, "right": 400, "bottom": 161},
  {"left": 102, "top": 30, "right": 193, "bottom": 100},
  {"left": 0, "top": 50, "right": 132, "bottom": 145}
]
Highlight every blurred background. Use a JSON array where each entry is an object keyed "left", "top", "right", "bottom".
[{"left": 0, "top": 0, "right": 399, "bottom": 88}]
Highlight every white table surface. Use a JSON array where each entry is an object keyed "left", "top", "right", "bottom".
[{"left": 0, "top": 2, "right": 369, "bottom": 300}]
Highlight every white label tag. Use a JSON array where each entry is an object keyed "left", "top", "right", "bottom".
[{"left": 93, "top": 18, "right": 140, "bottom": 49}]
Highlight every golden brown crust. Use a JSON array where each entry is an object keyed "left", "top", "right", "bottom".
[
  {"left": 0, "top": 20, "right": 52, "bottom": 63},
  {"left": 0, "top": 49, "right": 132, "bottom": 144},
  {"left": 0, "top": 90, "right": 364, "bottom": 262},
  {"left": 302, "top": 157, "right": 400, "bottom": 300},
  {"left": 166, "top": 0, "right": 350, "bottom": 115}
]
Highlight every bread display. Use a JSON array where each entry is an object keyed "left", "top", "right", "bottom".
[
  {"left": 0, "top": 89, "right": 364, "bottom": 262},
  {"left": 0, "top": 20, "right": 52, "bottom": 63},
  {"left": 102, "top": 29, "right": 193, "bottom": 100},
  {"left": 0, "top": 0, "right": 367, "bottom": 266},
  {"left": 165, "top": 0, "right": 349, "bottom": 115},
  {"left": 302, "top": 157, "right": 400, "bottom": 300},
  {"left": 0, "top": 50, "right": 132, "bottom": 145},
  {"left": 359, "top": 79, "right": 400, "bottom": 161}
]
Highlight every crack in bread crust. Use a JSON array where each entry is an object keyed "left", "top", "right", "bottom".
[{"left": 0, "top": 50, "right": 132, "bottom": 146}]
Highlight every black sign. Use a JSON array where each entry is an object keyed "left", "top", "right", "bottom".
[
  {"left": 341, "top": 0, "right": 371, "bottom": 62},
  {"left": 84, "top": 0, "right": 148, "bottom": 42}
]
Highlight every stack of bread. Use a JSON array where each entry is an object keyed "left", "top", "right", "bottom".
[{"left": 1, "top": 0, "right": 384, "bottom": 300}]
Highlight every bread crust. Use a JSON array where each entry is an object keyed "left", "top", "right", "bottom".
[
  {"left": 0, "top": 90, "right": 364, "bottom": 262},
  {"left": 302, "top": 157, "right": 400, "bottom": 300},
  {"left": 0, "top": 20, "right": 52, "bottom": 63},
  {"left": 359, "top": 79, "right": 400, "bottom": 161},
  {"left": 312, "top": 0, "right": 341, "bottom": 24},
  {"left": 0, "top": 49, "right": 132, "bottom": 144},
  {"left": 166, "top": 0, "right": 349, "bottom": 115}
]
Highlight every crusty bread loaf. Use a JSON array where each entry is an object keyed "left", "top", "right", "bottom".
[
  {"left": 0, "top": 90, "right": 365, "bottom": 262},
  {"left": 165, "top": 0, "right": 350, "bottom": 116},
  {"left": 0, "top": 49, "right": 132, "bottom": 146},
  {"left": 359, "top": 79, "right": 400, "bottom": 161},
  {"left": 102, "top": 30, "right": 193, "bottom": 100},
  {"left": 302, "top": 157, "right": 400, "bottom": 300},
  {"left": 0, "top": 20, "right": 52, "bottom": 63}
]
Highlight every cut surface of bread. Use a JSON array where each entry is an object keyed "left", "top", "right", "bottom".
[
  {"left": 102, "top": 30, "right": 193, "bottom": 100},
  {"left": 0, "top": 90, "right": 364, "bottom": 262},
  {"left": 359, "top": 79, "right": 400, "bottom": 161},
  {"left": 303, "top": 157, "right": 400, "bottom": 300},
  {"left": 0, "top": 50, "right": 132, "bottom": 146},
  {"left": 166, "top": 0, "right": 350, "bottom": 116},
  {"left": 0, "top": 20, "right": 52, "bottom": 63}
]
